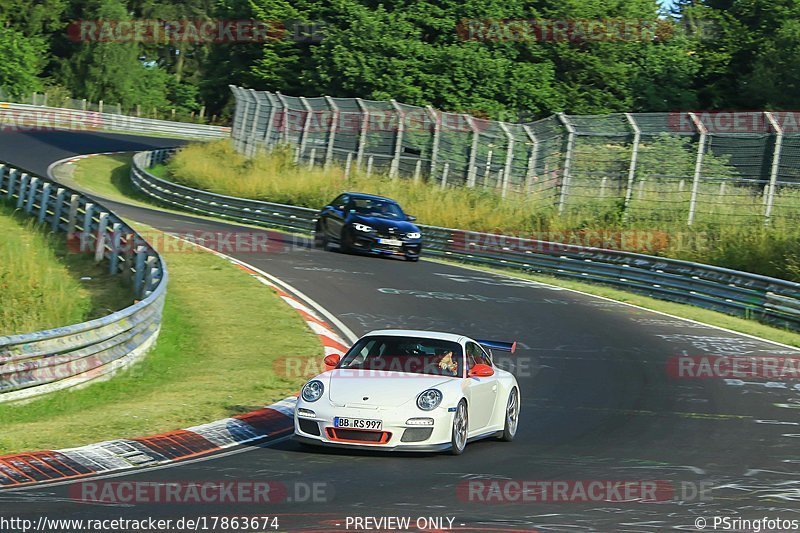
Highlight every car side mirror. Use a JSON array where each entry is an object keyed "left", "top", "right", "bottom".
[
  {"left": 407, "top": 215, "right": 416, "bottom": 222},
  {"left": 468, "top": 364, "right": 494, "bottom": 377},
  {"left": 324, "top": 354, "right": 341, "bottom": 368}
]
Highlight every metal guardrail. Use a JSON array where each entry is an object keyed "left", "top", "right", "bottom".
[
  {"left": 132, "top": 148, "right": 800, "bottom": 332},
  {"left": 0, "top": 102, "right": 230, "bottom": 139},
  {"left": 0, "top": 161, "right": 167, "bottom": 402}
]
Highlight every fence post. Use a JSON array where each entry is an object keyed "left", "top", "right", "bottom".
[
  {"left": 297, "top": 96, "right": 314, "bottom": 163},
  {"left": 426, "top": 106, "right": 441, "bottom": 179},
  {"left": 276, "top": 92, "right": 290, "bottom": 144},
  {"left": 557, "top": 113, "right": 576, "bottom": 214},
  {"left": 623, "top": 112, "right": 641, "bottom": 217},
  {"left": 499, "top": 122, "right": 514, "bottom": 198},
  {"left": 308, "top": 148, "right": 317, "bottom": 168},
  {"left": 522, "top": 125, "right": 538, "bottom": 194},
  {"left": 441, "top": 162, "right": 450, "bottom": 190},
  {"left": 38, "top": 183, "right": 51, "bottom": 223},
  {"left": 366, "top": 155, "right": 374, "bottom": 176},
  {"left": 95, "top": 212, "right": 109, "bottom": 262},
  {"left": 390, "top": 99, "right": 404, "bottom": 178},
  {"left": 687, "top": 112, "right": 707, "bottom": 226},
  {"left": 764, "top": 111, "right": 783, "bottom": 224},
  {"left": 324, "top": 96, "right": 339, "bottom": 169},
  {"left": 466, "top": 115, "right": 480, "bottom": 187},
  {"left": 483, "top": 150, "right": 493, "bottom": 187},
  {"left": 25, "top": 177, "right": 39, "bottom": 213},
  {"left": 262, "top": 92, "right": 278, "bottom": 151},
  {"left": 98, "top": 100, "right": 103, "bottom": 113},
  {"left": 344, "top": 152, "right": 353, "bottom": 179},
  {"left": 356, "top": 98, "right": 369, "bottom": 169},
  {"left": 247, "top": 89, "right": 262, "bottom": 158},
  {"left": 134, "top": 247, "right": 146, "bottom": 296},
  {"left": 413, "top": 159, "right": 422, "bottom": 182}
]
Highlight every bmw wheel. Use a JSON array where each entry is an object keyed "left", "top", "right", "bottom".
[
  {"left": 499, "top": 387, "right": 519, "bottom": 442},
  {"left": 450, "top": 400, "right": 468, "bottom": 455},
  {"left": 339, "top": 228, "right": 354, "bottom": 254}
]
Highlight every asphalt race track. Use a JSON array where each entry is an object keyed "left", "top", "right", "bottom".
[{"left": 1, "top": 130, "right": 799, "bottom": 531}]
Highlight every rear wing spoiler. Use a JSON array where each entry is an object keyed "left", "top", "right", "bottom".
[{"left": 476, "top": 339, "right": 517, "bottom": 354}]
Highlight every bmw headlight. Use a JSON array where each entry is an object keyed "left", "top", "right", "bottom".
[
  {"left": 353, "top": 223, "right": 372, "bottom": 232},
  {"left": 301, "top": 380, "right": 324, "bottom": 402},
  {"left": 406, "top": 232, "right": 421, "bottom": 239},
  {"left": 416, "top": 389, "right": 443, "bottom": 411}
]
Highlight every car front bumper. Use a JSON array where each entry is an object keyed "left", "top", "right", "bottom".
[
  {"left": 294, "top": 400, "right": 453, "bottom": 451},
  {"left": 350, "top": 234, "right": 422, "bottom": 258}
]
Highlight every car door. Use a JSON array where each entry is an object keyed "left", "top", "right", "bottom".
[
  {"left": 464, "top": 342, "right": 498, "bottom": 432},
  {"left": 322, "top": 194, "right": 348, "bottom": 240}
]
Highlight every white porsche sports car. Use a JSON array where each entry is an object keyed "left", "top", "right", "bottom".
[{"left": 293, "top": 329, "right": 520, "bottom": 454}]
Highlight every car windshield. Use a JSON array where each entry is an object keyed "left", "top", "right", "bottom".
[
  {"left": 339, "top": 336, "right": 464, "bottom": 377},
  {"left": 349, "top": 198, "right": 405, "bottom": 219}
]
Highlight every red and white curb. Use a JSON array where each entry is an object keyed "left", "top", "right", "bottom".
[{"left": 0, "top": 239, "right": 354, "bottom": 489}]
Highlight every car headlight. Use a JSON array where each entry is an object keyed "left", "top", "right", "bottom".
[
  {"left": 301, "top": 380, "right": 324, "bottom": 402},
  {"left": 353, "top": 223, "right": 372, "bottom": 232},
  {"left": 406, "top": 232, "right": 421, "bottom": 239},
  {"left": 416, "top": 389, "right": 443, "bottom": 411}
]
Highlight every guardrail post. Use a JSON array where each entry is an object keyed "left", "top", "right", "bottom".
[
  {"left": 95, "top": 212, "right": 109, "bottom": 262},
  {"left": 522, "top": 125, "right": 538, "bottom": 194},
  {"left": 82, "top": 203, "right": 95, "bottom": 251},
  {"left": 557, "top": 113, "right": 575, "bottom": 214},
  {"left": 426, "top": 106, "right": 440, "bottom": 179},
  {"left": 687, "top": 112, "right": 707, "bottom": 226},
  {"left": 466, "top": 115, "right": 480, "bottom": 187},
  {"left": 109, "top": 223, "right": 122, "bottom": 274},
  {"left": 6, "top": 169, "right": 17, "bottom": 200},
  {"left": 25, "top": 176, "right": 39, "bottom": 213},
  {"left": 0, "top": 165, "right": 6, "bottom": 194},
  {"left": 121, "top": 233, "right": 134, "bottom": 282},
  {"left": 134, "top": 247, "right": 146, "bottom": 296},
  {"left": 52, "top": 188, "right": 66, "bottom": 231},
  {"left": 323, "top": 96, "right": 339, "bottom": 169},
  {"left": 38, "top": 183, "right": 51, "bottom": 223},
  {"left": 390, "top": 99, "right": 404, "bottom": 178},
  {"left": 764, "top": 111, "right": 783, "bottom": 224},
  {"left": 144, "top": 256, "right": 157, "bottom": 296},
  {"left": 355, "top": 98, "right": 369, "bottom": 169},
  {"left": 499, "top": 122, "right": 514, "bottom": 198},
  {"left": 16, "top": 173, "right": 29, "bottom": 208},
  {"left": 298, "top": 96, "right": 314, "bottom": 163},
  {"left": 66, "top": 194, "right": 80, "bottom": 234},
  {"left": 623, "top": 112, "right": 641, "bottom": 218}
]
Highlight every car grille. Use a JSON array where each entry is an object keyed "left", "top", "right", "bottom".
[
  {"left": 298, "top": 418, "right": 320, "bottom": 436},
  {"left": 325, "top": 428, "right": 392, "bottom": 443},
  {"left": 400, "top": 428, "right": 433, "bottom": 442},
  {"left": 377, "top": 230, "right": 405, "bottom": 239}
]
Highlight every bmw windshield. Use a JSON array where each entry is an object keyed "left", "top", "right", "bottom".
[{"left": 350, "top": 198, "right": 406, "bottom": 220}]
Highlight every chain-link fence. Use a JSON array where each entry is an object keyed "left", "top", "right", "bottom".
[{"left": 229, "top": 86, "right": 800, "bottom": 227}]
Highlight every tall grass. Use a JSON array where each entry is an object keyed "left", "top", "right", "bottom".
[
  {"left": 0, "top": 203, "right": 132, "bottom": 336},
  {"left": 164, "top": 141, "right": 800, "bottom": 281}
]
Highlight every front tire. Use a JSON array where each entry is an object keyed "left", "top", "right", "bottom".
[
  {"left": 339, "top": 228, "right": 354, "bottom": 254},
  {"left": 499, "top": 387, "right": 519, "bottom": 442},
  {"left": 450, "top": 400, "right": 468, "bottom": 455},
  {"left": 405, "top": 255, "right": 419, "bottom": 262}
]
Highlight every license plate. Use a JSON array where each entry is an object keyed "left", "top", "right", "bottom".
[
  {"left": 334, "top": 417, "right": 382, "bottom": 430},
  {"left": 378, "top": 238, "right": 403, "bottom": 247}
]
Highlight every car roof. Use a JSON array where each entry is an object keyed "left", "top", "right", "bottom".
[
  {"left": 363, "top": 329, "right": 466, "bottom": 343},
  {"left": 344, "top": 192, "right": 397, "bottom": 203}
]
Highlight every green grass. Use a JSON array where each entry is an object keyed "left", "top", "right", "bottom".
[
  {"left": 0, "top": 202, "right": 132, "bottom": 336},
  {"left": 0, "top": 224, "right": 321, "bottom": 454},
  {"left": 163, "top": 141, "right": 800, "bottom": 282},
  {"left": 432, "top": 258, "right": 800, "bottom": 348}
]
